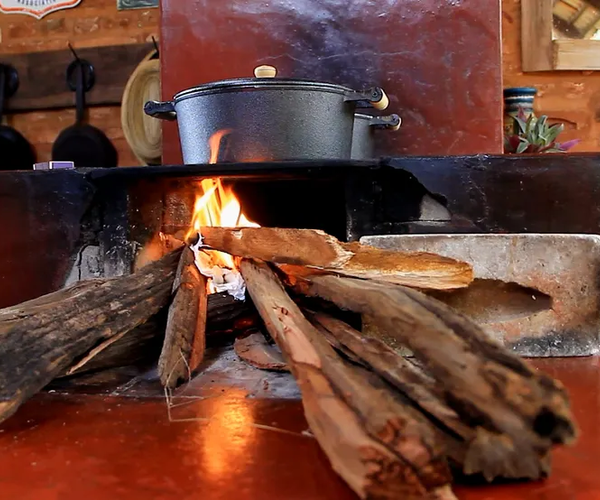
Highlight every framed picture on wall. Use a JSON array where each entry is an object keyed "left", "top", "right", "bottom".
[{"left": 117, "top": 0, "right": 158, "bottom": 10}]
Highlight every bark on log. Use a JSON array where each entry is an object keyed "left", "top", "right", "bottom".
[
  {"left": 0, "top": 249, "right": 183, "bottom": 424},
  {"left": 159, "top": 246, "right": 208, "bottom": 389},
  {"left": 240, "top": 259, "right": 456, "bottom": 500},
  {"left": 65, "top": 316, "right": 165, "bottom": 377},
  {"left": 62, "top": 292, "right": 255, "bottom": 377},
  {"left": 194, "top": 227, "right": 473, "bottom": 290},
  {"left": 287, "top": 272, "right": 577, "bottom": 480},
  {"left": 310, "top": 312, "right": 552, "bottom": 481},
  {"left": 205, "top": 292, "right": 257, "bottom": 332}
]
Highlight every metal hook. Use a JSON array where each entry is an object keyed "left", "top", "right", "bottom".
[
  {"left": 65, "top": 43, "right": 95, "bottom": 93},
  {"left": 67, "top": 42, "right": 80, "bottom": 62}
]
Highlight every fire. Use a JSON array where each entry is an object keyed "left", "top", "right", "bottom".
[{"left": 186, "top": 130, "right": 258, "bottom": 295}]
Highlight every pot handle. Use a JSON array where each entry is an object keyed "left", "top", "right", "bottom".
[
  {"left": 368, "top": 114, "right": 402, "bottom": 131},
  {"left": 345, "top": 87, "right": 389, "bottom": 110},
  {"left": 144, "top": 100, "right": 177, "bottom": 121}
]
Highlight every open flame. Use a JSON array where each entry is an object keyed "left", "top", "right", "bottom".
[{"left": 186, "top": 130, "right": 258, "bottom": 297}]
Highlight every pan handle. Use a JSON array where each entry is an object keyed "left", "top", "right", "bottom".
[
  {"left": 344, "top": 87, "right": 389, "bottom": 111},
  {"left": 368, "top": 114, "right": 402, "bottom": 131},
  {"left": 144, "top": 100, "right": 177, "bottom": 121}
]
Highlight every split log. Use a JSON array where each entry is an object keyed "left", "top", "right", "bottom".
[
  {"left": 287, "top": 272, "right": 577, "bottom": 480},
  {"left": 234, "top": 330, "right": 288, "bottom": 371},
  {"left": 240, "top": 258, "right": 456, "bottom": 500},
  {"left": 194, "top": 227, "right": 473, "bottom": 290},
  {"left": 62, "top": 292, "right": 255, "bottom": 377},
  {"left": 310, "top": 312, "right": 552, "bottom": 480},
  {"left": 0, "top": 249, "right": 183, "bottom": 424},
  {"left": 158, "top": 246, "right": 208, "bottom": 389},
  {"left": 65, "top": 315, "right": 165, "bottom": 377}
]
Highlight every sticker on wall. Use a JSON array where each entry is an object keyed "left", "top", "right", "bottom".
[
  {"left": 117, "top": 0, "right": 158, "bottom": 10},
  {"left": 0, "top": 0, "right": 82, "bottom": 19}
]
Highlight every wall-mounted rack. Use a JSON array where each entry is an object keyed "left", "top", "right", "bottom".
[{"left": 1, "top": 42, "right": 156, "bottom": 112}]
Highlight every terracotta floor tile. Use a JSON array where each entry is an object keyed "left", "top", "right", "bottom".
[{"left": 0, "top": 356, "right": 599, "bottom": 500}]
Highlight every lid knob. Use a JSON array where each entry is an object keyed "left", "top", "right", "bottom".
[{"left": 254, "top": 65, "right": 277, "bottom": 78}]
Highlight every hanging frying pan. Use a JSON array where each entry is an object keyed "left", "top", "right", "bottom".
[
  {"left": 0, "top": 64, "right": 36, "bottom": 170},
  {"left": 52, "top": 56, "right": 118, "bottom": 169}
]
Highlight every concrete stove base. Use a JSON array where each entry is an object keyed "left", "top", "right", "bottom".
[{"left": 361, "top": 234, "right": 600, "bottom": 357}]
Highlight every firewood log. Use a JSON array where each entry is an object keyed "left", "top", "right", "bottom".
[
  {"left": 285, "top": 272, "right": 577, "bottom": 480},
  {"left": 240, "top": 259, "right": 457, "bottom": 500},
  {"left": 192, "top": 227, "right": 473, "bottom": 290},
  {"left": 309, "top": 312, "right": 552, "bottom": 481},
  {"left": 0, "top": 249, "right": 183, "bottom": 424},
  {"left": 65, "top": 315, "right": 165, "bottom": 377},
  {"left": 234, "top": 330, "right": 288, "bottom": 371},
  {"left": 158, "top": 246, "right": 208, "bottom": 388},
  {"left": 62, "top": 293, "right": 256, "bottom": 378}
]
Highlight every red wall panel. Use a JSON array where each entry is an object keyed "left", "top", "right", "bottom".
[{"left": 160, "top": 0, "right": 502, "bottom": 163}]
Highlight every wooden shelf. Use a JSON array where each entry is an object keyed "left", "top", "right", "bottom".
[{"left": 1, "top": 42, "right": 156, "bottom": 113}]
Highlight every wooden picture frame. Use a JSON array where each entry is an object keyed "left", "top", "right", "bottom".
[
  {"left": 117, "top": 0, "right": 158, "bottom": 10},
  {"left": 522, "top": 0, "right": 600, "bottom": 71}
]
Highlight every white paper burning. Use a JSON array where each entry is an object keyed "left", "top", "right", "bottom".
[{"left": 189, "top": 232, "right": 246, "bottom": 301}]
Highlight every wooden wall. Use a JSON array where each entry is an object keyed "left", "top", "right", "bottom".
[
  {"left": 0, "top": 0, "right": 159, "bottom": 166},
  {"left": 503, "top": 0, "right": 600, "bottom": 152}
]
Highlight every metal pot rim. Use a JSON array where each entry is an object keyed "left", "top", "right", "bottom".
[{"left": 172, "top": 77, "right": 353, "bottom": 102}]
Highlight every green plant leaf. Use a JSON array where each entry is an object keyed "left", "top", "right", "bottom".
[
  {"left": 515, "top": 115, "right": 528, "bottom": 135},
  {"left": 546, "top": 123, "right": 564, "bottom": 144},
  {"left": 526, "top": 114, "right": 535, "bottom": 136},
  {"left": 535, "top": 116, "right": 548, "bottom": 144},
  {"left": 516, "top": 140, "right": 529, "bottom": 153},
  {"left": 536, "top": 115, "right": 547, "bottom": 131}
]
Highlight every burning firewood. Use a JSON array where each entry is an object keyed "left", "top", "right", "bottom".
[
  {"left": 191, "top": 227, "right": 474, "bottom": 290},
  {"left": 158, "top": 246, "right": 209, "bottom": 389},
  {"left": 0, "top": 249, "right": 183, "bottom": 424},
  {"left": 285, "top": 271, "right": 577, "bottom": 479},
  {"left": 240, "top": 259, "right": 457, "bottom": 500}
]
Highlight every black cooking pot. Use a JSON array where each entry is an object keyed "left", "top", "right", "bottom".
[
  {"left": 144, "top": 65, "right": 390, "bottom": 163},
  {"left": 350, "top": 113, "right": 401, "bottom": 160}
]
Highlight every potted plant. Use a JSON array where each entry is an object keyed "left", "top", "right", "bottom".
[{"left": 504, "top": 107, "right": 580, "bottom": 154}]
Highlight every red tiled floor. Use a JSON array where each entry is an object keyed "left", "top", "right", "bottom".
[{"left": 0, "top": 357, "right": 599, "bottom": 500}]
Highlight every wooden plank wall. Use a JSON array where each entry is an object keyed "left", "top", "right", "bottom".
[
  {"left": 503, "top": 0, "right": 600, "bottom": 152},
  {"left": 0, "top": 0, "right": 159, "bottom": 166}
]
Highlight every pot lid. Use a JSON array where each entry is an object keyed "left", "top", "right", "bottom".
[{"left": 173, "top": 65, "right": 354, "bottom": 101}]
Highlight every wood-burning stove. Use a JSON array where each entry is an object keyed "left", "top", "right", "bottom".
[{"left": 3, "top": 153, "right": 600, "bottom": 311}]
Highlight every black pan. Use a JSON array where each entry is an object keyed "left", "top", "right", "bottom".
[
  {"left": 0, "top": 64, "right": 36, "bottom": 171},
  {"left": 52, "top": 59, "right": 117, "bottom": 169}
]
